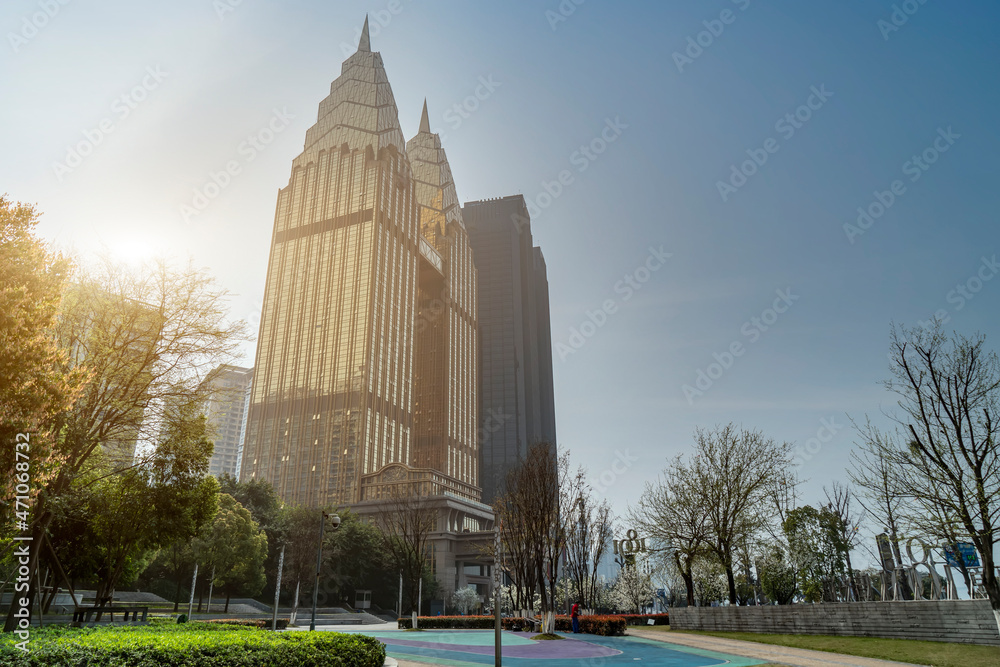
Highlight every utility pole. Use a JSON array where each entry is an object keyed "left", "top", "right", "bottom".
[
  {"left": 310, "top": 511, "right": 341, "bottom": 631},
  {"left": 187, "top": 563, "right": 198, "bottom": 619},
  {"left": 398, "top": 572, "right": 403, "bottom": 618},
  {"left": 494, "top": 519, "right": 502, "bottom": 667},
  {"left": 272, "top": 544, "right": 285, "bottom": 631}
]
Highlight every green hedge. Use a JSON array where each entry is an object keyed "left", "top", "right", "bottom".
[
  {"left": 0, "top": 622, "right": 385, "bottom": 667},
  {"left": 554, "top": 615, "right": 626, "bottom": 636},
  {"left": 204, "top": 618, "right": 290, "bottom": 630},
  {"left": 396, "top": 614, "right": 626, "bottom": 636}
]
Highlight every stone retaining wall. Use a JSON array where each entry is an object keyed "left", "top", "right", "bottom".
[{"left": 668, "top": 600, "right": 1000, "bottom": 645}]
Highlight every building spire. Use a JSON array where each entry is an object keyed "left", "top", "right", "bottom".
[
  {"left": 419, "top": 99, "right": 430, "bottom": 134},
  {"left": 358, "top": 15, "right": 371, "bottom": 52}
]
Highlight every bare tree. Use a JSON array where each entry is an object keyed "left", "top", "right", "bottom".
[
  {"left": 690, "top": 423, "right": 791, "bottom": 604},
  {"left": 561, "top": 461, "right": 614, "bottom": 611},
  {"left": 871, "top": 327, "right": 1000, "bottom": 627},
  {"left": 630, "top": 455, "right": 709, "bottom": 606},
  {"left": 849, "top": 421, "right": 910, "bottom": 567},
  {"left": 824, "top": 482, "right": 863, "bottom": 600},
  {"left": 493, "top": 442, "right": 562, "bottom": 632},
  {"left": 373, "top": 485, "right": 437, "bottom": 614}
]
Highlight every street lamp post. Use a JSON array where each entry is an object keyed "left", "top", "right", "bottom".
[{"left": 309, "top": 511, "right": 341, "bottom": 631}]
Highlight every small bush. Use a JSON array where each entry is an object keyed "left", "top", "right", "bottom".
[
  {"left": 0, "top": 622, "right": 385, "bottom": 667},
  {"left": 554, "top": 615, "right": 626, "bottom": 636}
]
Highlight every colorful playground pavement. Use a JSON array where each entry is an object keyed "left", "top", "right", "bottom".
[{"left": 333, "top": 627, "right": 768, "bottom": 666}]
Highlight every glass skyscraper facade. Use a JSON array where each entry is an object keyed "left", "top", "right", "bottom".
[{"left": 241, "top": 20, "right": 481, "bottom": 508}]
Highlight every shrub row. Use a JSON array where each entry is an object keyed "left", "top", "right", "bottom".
[
  {"left": 0, "top": 622, "right": 385, "bottom": 667},
  {"left": 553, "top": 615, "right": 626, "bottom": 636},
  {"left": 397, "top": 615, "right": 532, "bottom": 630},
  {"left": 204, "top": 618, "right": 290, "bottom": 630},
  {"left": 396, "top": 614, "right": 627, "bottom": 636}
]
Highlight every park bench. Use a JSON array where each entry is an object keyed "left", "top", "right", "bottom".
[{"left": 72, "top": 605, "right": 148, "bottom": 625}]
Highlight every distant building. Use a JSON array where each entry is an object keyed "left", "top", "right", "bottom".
[
  {"left": 201, "top": 365, "right": 253, "bottom": 478},
  {"left": 462, "top": 195, "right": 557, "bottom": 504}
]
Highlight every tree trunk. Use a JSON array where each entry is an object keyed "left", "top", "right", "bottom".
[
  {"left": 224, "top": 592, "right": 230, "bottom": 613},
  {"left": 290, "top": 580, "right": 300, "bottom": 625},
  {"left": 845, "top": 551, "right": 857, "bottom": 602},
  {"left": 207, "top": 567, "right": 215, "bottom": 614},
  {"left": 173, "top": 573, "right": 182, "bottom": 612},
  {"left": 725, "top": 564, "right": 737, "bottom": 605}
]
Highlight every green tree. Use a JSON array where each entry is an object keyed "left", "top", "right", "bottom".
[
  {"left": 4, "top": 257, "right": 247, "bottom": 632},
  {"left": 0, "top": 196, "right": 82, "bottom": 526},
  {"left": 324, "top": 510, "right": 393, "bottom": 607},
  {"left": 217, "top": 473, "right": 284, "bottom": 599},
  {"left": 689, "top": 424, "right": 792, "bottom": 604},
  {"left": 783, "top": 505, "right": 848, "bottom": 602},
  {"left": 757, "top": 544, "right": 797, "bottom": 605},
  {"left": 44, "top": 406, "right": 218, "bottom": 606},
  {"left": 194, "top": 494, "right": 268, "bottom": 612}
]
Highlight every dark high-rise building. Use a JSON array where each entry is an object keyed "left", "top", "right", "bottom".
[{"left": 463, "top": 196, "right": 557, "bottom": 504}]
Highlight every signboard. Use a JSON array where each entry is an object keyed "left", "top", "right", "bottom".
[
  {"left": 875, "top": 533, "right": 896, "bottom": 572},
  {"left": 943, "top": 542, "right": 981, "bottom": 569},
  {"left": 613, "top": 529, "right": 648, "bottom": 556}
]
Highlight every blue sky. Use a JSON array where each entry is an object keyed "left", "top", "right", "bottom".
[{"left": 3, "top": 0, "right": 999, "bottom": 562}]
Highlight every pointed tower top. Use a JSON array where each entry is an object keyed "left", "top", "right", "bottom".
[
  {"left": 419, "top": 99, "right": 430, "bottom": 134},
  {"left": 358, "top": 15, "right": 371, "bottom": 52}
]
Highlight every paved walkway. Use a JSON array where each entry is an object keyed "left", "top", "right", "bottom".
[
  {"left": 314, "top": 625, "right": 768, "bottom": 666},
  {"left": 628, "top": 628, "right": 923, "bottom": 667}
]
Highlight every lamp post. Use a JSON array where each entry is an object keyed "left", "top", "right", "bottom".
[{"left": 309, "top": 511, "right": 341, "bottom": 631}]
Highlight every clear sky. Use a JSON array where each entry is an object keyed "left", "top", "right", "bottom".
[{"left": 4, "top": 0, "right": 998, "bottom": 560}]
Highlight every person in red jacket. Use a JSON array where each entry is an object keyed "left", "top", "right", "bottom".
[{"left": 571, "top": 601, "right": 581, "bottom": 633}]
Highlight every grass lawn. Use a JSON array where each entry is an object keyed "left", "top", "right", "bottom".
[{"left": 642, "top": 626, "right": 1000, "bottom": 667}]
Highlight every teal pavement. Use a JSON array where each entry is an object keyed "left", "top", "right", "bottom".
[{"left": 339, "top": 629, "right": 766, "bottom": 666}]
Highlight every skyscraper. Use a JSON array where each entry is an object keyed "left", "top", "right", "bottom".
[
  {"left": 200, "top": 365, "right": 253, "bottom": 478},
  {"left": 241, "top": 20, "right": 482, "bottom": 512},
  {"left": 463, "top": 196, "right": 557, "bottom": 504}
]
